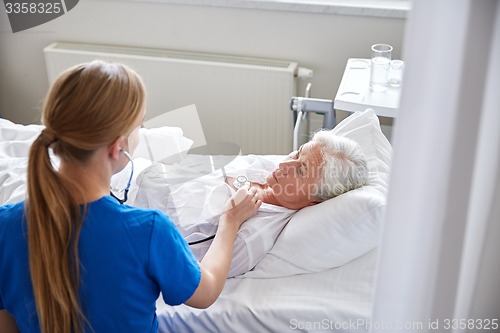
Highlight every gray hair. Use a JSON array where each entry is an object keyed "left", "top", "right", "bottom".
[{"left": 312, "top": 131, "right": 369, "bottom": 202}]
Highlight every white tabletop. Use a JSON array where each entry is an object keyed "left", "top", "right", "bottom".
[{"left": 334, "top": 58, "right": 401, "bottom": 118}]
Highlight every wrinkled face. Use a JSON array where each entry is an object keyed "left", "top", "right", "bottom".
[{"left": 265, "top": 141, "right": 324, "bottom": 210}]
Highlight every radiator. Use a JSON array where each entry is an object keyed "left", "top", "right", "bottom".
[{"left": 43, "top": 42, "right": 298, "bottom": 155}]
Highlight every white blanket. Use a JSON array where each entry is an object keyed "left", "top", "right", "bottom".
[
  {"left": 133, "top": 154, "right": 296, "bottom": 277},
  {"left": 0, "top": 118, "right": 190, "bottom": 205},
  {"left": 0, "top": 120, "right": 44, "bottom": 204}
]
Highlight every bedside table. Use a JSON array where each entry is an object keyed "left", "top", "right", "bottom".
[{"left": 334, "top": 58, "right": 401, "bottom": 118}]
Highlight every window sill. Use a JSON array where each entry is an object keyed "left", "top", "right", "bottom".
[{"left": 117, "top": 0, "right": 411, "bottom": 19}]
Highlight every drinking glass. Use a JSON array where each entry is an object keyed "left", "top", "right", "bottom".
[{"left": 370, "top": 44, "right": 393, "bottom": 92}]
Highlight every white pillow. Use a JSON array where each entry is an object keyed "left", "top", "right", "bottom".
[
  {"left": 132, "top": 127, "right": 193, "bottom": 163},
  {"left": 244, "top": 109, "right": 391, "bottom": 278}
]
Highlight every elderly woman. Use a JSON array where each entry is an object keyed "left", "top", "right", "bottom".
[{"left": 136, "top": 131, "right": 369, "bottom": 278}]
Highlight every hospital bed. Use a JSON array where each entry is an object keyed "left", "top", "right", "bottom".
[{"left": 0, "top": 109, "right": 391, "bottom": 332}]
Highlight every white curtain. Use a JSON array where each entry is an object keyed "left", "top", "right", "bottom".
[{"left": 371, "top": 0, "right": 500, "bottom": 332}]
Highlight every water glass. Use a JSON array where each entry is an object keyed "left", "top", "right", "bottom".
[
  {"left": 388, "top": 59, "right": 404, "bottom": 88},
  {"left": 370, "top": 44, "right": 393, "bottom": 92}
]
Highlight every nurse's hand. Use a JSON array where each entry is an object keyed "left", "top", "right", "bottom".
[
  {"left": 222, "top": 186, "right": 261, "bottom": 229},
  {"left": 185, "top": 185, "right": 261, "bottom": 309}
]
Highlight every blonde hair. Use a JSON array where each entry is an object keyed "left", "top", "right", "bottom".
[{"left": 26, "top": 60, "right": 146, "bottom": 333}]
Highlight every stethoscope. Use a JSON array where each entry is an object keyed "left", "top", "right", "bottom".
[
  {"left": 233, "top": 175, "right": 250, "bottom": 189},
  {"left": 110, "top": 149, "right": 134, "bottom": 205}
]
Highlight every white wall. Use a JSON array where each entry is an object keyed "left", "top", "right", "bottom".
[{"left": 0, "top": 0, "right": 405, "bottom": 133}]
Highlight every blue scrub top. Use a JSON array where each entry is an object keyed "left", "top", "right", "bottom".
[{"left": 0, "top": 196, "right": 201, "bottom": 333}]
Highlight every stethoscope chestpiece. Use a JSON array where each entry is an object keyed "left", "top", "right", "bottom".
[{"left": 233, "top": 175, "right": 250, "bottom": 189}]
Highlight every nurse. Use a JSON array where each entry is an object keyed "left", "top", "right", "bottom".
[{"left": 0, "top": 60, "right": 260, "bottom": 333}]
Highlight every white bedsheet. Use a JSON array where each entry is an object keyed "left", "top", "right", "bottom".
[
  {"left": 0, "top": 118, "right": 186, "bottom": 205},
  {"left": 157, "top": 249, "right": 377, "bottom": 333},
  {"left": 0, "top": 120, "right": 43, "bottom": 204}
]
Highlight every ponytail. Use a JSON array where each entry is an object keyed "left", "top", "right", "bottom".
[{"left": 27, "top": 129, "right": 86, "bottom": 333}]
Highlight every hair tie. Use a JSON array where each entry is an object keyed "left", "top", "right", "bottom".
[{"left": 40, "top": 128, "right": 58, "bottom": 147}]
